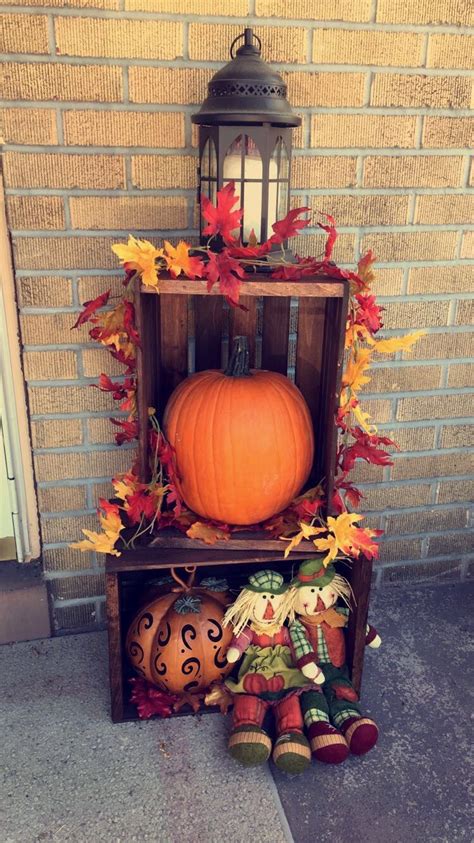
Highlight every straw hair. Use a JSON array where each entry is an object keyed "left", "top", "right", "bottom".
[
  {"left": 223, "top": 587, "right": 289, "bottom": 637},
  {"left": 283, "top": 573, "right": 353, "bottom": 622}
]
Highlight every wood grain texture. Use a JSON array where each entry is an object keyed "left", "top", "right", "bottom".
[
  {"left": 105, "top": 545, "right": 308, "bottom": 573},
  {"left": 159, "top": 294, "right": 188, "bottom": 409},
  {"left": 295, "top": 297, "right": 326, "bottom": 483},
  {"left": 228, "top": 295, "right": 258, "bottom": 367},
  {"left": 194, "top": 296, "right": 224, "bottom": 371},
  {"left": 261, "top": 297, "right": 290, "bottom": 374},
  {"left": 346, "top": 555, "right": 373, "bottom": 695},
  {"left": 142, "top": 278, "right": 345, "bottom": 297},
  {"left": 105, "top": 572, "right": 124, "bottom": 723},
  {"left": 136, "top": 292, "right": 160, "bottom": 481}
]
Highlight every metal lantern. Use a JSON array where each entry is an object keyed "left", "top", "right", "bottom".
[{"left": 192, "top": 27, "right": 300, "bottom": 247}]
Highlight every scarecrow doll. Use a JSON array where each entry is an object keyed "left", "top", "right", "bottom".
[
  {"left": 223, "top": 570, "right": 316, "bottom": 774},
  {"left": 287, "top": 558, "right": 381, "bottom": 764}
]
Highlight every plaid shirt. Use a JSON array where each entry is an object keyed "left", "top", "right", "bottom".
[{"left": 290, "top": 608, "right": 376, "bottom": 668}]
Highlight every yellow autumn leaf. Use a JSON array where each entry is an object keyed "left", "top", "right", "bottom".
[
  {"left": 112, "top": 472, "right": 141, "bottom": 502},
  {"left": 342, "top": 347, "right": 372, "bottom": 392},
  {"left": 313, "top": 534, "right": 339, "bottom": 565},
  {"left": 70, "top": 529, "right": 121, "bottom": 556},
  {"left": 372, "top": 330, "right": 426, "bottom": 356},
  {"left": 312, "top": 513, "right": 365, "bottom": 566},
  {"left": 186, "top": 521, "right": 230, "bottom": 545},
  {"left": 345, "top": 322, "right": 371, "bottom": 350},
  {"left": 281, "top": 521, "right": 320, "bottom": 559},
  {"left": 356, "top": 250, "right": 376, "bottom": 290},
  {"left": 112, "top": 235, "right": 164, "bottom": 291},
  {"left": 352, "top": 402, "right": 377, "bottom": 435}
]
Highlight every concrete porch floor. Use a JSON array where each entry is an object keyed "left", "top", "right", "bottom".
[{"left": 1, "top": 583, "right": 472, "bottom": 843}]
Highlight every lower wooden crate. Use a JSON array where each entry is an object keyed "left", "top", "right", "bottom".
[{"left": 106, "top": 546, "right": 373, "bottom": 723}]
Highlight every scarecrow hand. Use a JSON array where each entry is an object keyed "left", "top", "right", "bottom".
[
  {"left": 302, "top": 662, "right": 324, "bottom": 685},
  {"left": 226, "top": 646, "right": 241, "bottom": 664},
  {"left": 368, "top": 634, "right": 382, "bottom": 649}
]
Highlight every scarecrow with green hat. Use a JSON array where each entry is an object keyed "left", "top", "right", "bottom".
[
  {"left": 286, "top": 557, "right": 381, "bottom": 764},
  {"left": 222, "top": 569, "right": 314, "bottom": 774}
]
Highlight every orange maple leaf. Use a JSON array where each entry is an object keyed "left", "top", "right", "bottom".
[
  {"left": 186, "top": 521, "right": 230, "bottom": 546},
  {"left": 164, "top": 240, "right": 205, "bottom": 279},
  {"left": 342, "top": 347, "right": 372, "bottom": 392}
]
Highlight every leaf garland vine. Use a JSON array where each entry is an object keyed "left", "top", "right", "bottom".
[{"left": 70, "top": 181, "right": 423, "bottom": 563}]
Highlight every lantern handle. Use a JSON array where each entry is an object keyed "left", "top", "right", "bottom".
[{"left": 230, "top": 28, "right": 262, "bottom": 59}]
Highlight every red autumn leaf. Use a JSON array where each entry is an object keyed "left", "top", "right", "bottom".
[
  {"left": 354, "top": 293, "right": 384, "bottom": 333},
  {"left": 109, "top": 347, "right": 136, "bottom": 373},
  {"left": 347, "top": 526, "right": 383, "bottom": 561},
  {"left": 110, "top": 418, "right": 139, "bottom": 445},
  {"left": 123, "top": 300, "right": 141, "bottom": 346},
  {"left": 129, "top": 677, "right": 178, "bottom": 719},
  {"left": 94, "top": 373, "right": 127, "bottom": 400},
  {"left": 343, "top": 484, "right": 364, "bottom": 509},
  {"left": 204, "top": 250, "right": 246, "bottom": 306},
  {"left": 317, "top": 212, "right": 338, "bottom": 260},
  {"left": 125, "top": 490, "right": 158, "bottom": 525},
  {"left": 72, "top": 290, "right": 110, "bottom": 329},
  {"left": 270, "top": 207, "right": 310, "bottom": 245},
  {"left": 293, "top": 495, "right": 323, "bottom": 521},
  {"left": 201, "top": 181, "right": 243, "bottom": 245},
  {"left": 227, "top": 239, "right": 272, "bottom": 259},
  {"left": 340, "top": 438, "right": 394, "bottom": 473},
  {"left": 331, "top": 489, "right": 345, "bottom": 514}
]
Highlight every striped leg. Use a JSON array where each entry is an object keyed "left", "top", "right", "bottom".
[
  {"left": 301, "top": 689, "right": 348, "bottom": 764},
  {"left": 272, "top": 694, "right": 311, "bottom": 775},
  {"left": 228, "top": 694, "right": 272, "bottom": 767}
]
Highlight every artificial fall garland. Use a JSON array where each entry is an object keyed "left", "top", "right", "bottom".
[{"left": 71, "top": 182, "right": 424, "bottom": 565}]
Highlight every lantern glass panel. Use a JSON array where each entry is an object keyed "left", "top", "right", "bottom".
[
  {"left": 268, "top": 136, "right": 289, "bottom": 232},
  {"left": 200, "top": 137, "right": 217, "bottom": 232}
]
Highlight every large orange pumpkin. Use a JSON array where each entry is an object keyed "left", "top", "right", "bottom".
[
  {"left": 163, "top": 335, "right": 314, "bottom": 525},
  {"left": 126, "top": 573, "right": 233, "bottom": 695}
]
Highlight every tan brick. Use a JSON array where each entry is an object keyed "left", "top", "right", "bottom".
[
  {"left": 358, "top": 397, "right": 393, "bottom": 424},
  {"left": 49, "top": 571, "right": 105, "bottom": 600},
  {"left": 350, "top": 462, "right": 384, "bottom": 484},
  {"left": 415, "top": 194, "right": 474, "bottom": 225},
  {"left": 76, "top": 275, "right": 123, "bottom": 303},
  {"left": 440, "top": 423, "right": 474, "bottom": 448},
  {"left": 437, "top": 478, "right": 474, "bottom": 504},
  {"left": 17, "top": 276, "right": 72, "bottom": 308},
  {"left": 427, "top": 34, "right": 474, "bottom": 70},
  {"left": 70, "top": 196, "right": 188, "bottom": 231},
  {"left": 386, "top": 507, "right": 467, "bottom": 536},
  {"left": 383, "top": 426, "right": 436, "bottom": 451},
  {"left": 88, "top": 417, "right": 117, "bottom": 445},
  {"left": 3, "top": 152, "right": 125, "bottom": 190},
  {"left": 396, "top": 393, "right": 474, "bottom": 421},
  {"left": 362, "top": 365, "right": 442, "bottom": 393},
  {"left": 311, "top": 114, "right": 417, "bottom": 149},
  {"left": 423, "top": 117, "right": 474, "bottom": 148},
  {"left": 360, "top": 231, "right": 458, "bottom": 262},
  {"left": 461, "top": 232, "right": 474, "bottom": 259},
  {"left": 313, "top": 29, "right": 424, "bottom": 66},
  {"left": 377, "top": 538, "right": 422, "bottom": 562},
  {"left": 362, "top": 483, "right": 432, "bottom": 511},
  {"left": 405, "top": 331, "right": 473, "bottom": 360},
  {"left": 428, "top": 531, "right": 473, "bottom": 556},
  {"left": 38, "top": 485, "right": 87, "bottom": 513},
  {"left": 91, "top": 481, "right": 114, "bottom": 503},
  {"left": 189, "top": 24, "right": 306, "bottom": 64},
  {"left": 310, "top": 194, "right": 409, "bottom": 227},
  {"left": 63, "top": 110, "right": 184, "bottom": 148},
  {"left": 28, "top": 384, "right": 116, "bottom": 415},
  {"left": 408, "top": 265, "right": 474, "bottom": 294},
  {"left": 447, "top": 364, "right": 474, "bottom": 388},
  {"left": 23, "top": 350, "right": 77, "bottom": 381},
  {"left": 0, "top": 0, "right": 118, "bottom": 7},
  {"left": 363, "top": 155, "right": 464, "bottom": 188},
  {"left": 456, "top": 300, "right": 474, "bottom": 325},
  {"left": 381, "top": 558, "right": 463, "bottom": 585},
  {"left": 0, "top": 14, "right": 48, "bottom": 53},
  {"left": 371, "top": 73, "right": 471, "bottom": 109},
  {"left": 376, "top": 0, "right": 473, "bottom": 25},
  {"left": 129, "top": 67, "right": 211, "bottom": 105},
  {"left": 53, "top": 603, "right": 99, "bottom": 631},
  {"left": 384, "top": 301, "right": 450, "bottom": 330},
  {"left": 82, "top": 348, "right": 124, "bottom": 378},
  {"left": 1, "top": 108, "right": 57, "bottom": 145},
  {"left": 31, "top": 418, "right": 83, "bottom": 449},
  {"left": 371, "top": 268, "right": 404, "bottom": 297},
  {"left": 43, "top": 513, "right": 99, "bottom": 544},
  {"left": 131, "top": 155, "right": 197, "bottom": 190},
  {"left": 391, "top": 452, "right": 470, "bottom": 481},
  {"left": 6, "top": 196, "right": 65, "bottom": 231},
  {"left": 292, "top": 232, "right": 355, "bottom": 263},
  {"left": 20, "top": 312, "right": 90, "bottom": 345},
  {"left": 55, "top": 17, "right": 181, "bottom": 60},
  {"left": 1, "top": 62, "right": 122, "bottom": 102},
  {"left": 292, "top": 156, "right": 357, "bottom": 189},
  {"left": 14, "top": 236, "right": 125, "bottom": 270},
  {"left": 34, "top": 447, "right": 133, "bottom": 482},
  {"left": 282, "top": 71, "right": 366, "bottom": 107},
  {"left": 125, "top": 0, "right": 247, "bottom": 11},
  {"left": 256, "top": 0, "right": 372, "bottom": 18}
]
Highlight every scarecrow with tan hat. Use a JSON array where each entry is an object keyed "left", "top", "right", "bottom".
[
  {"left": 222, "top": 569, "right": 313, "bottom": 774},
  {"left": 287, "top": 557, "right": 381, "bottom": 764}
]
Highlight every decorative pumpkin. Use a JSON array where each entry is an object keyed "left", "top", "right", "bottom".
[
  {"left": 126, "top": 570, "right": 233, "bottom": 696},
  {"left": 163, "top": 335, "right": 315, "bottom": 525}
]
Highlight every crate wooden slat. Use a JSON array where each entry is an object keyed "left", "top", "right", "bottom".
[
  {"left": 194, "top": 297, "right": 224, "bottom": 370},
  {"left": 261, "top": 297, "right": 290, "bottom": 374},
  {"left": 141, "top": 278, "right": 345, "bottom": 297},
  {"left": 229, "top": 295, "right": 258, "bottom": 367}
]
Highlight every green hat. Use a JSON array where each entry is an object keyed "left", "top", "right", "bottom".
[
  {"left": 246, "top": 570, "right": 287, "bottom": 595},
  {"left": 292, "top": 558, "right": 336, "bottom": 588}
]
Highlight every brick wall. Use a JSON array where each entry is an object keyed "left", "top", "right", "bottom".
[{"left": 0, "top": 0, "right": 473, "bottom": 633}]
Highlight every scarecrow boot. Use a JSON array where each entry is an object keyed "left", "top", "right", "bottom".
[
  {"left": 301, "top": 689, "right": 349, "bottom": 764},
  {"left": 327, "top": 678, "right": 378, "bottom": 757},
  {"left": 272, "top": 694, "right": 311, "bottom": 774},
  {"left": 228, "top": 694, "right": 272, "bottom": 766}
]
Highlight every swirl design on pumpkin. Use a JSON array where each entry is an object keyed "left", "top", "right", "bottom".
[
  {"left": 182, "top": 657, "right": 200, "bottom": 676},
  {"left": 207, "top": 619, "right": 223, "bottom": 643},
  {"left": 137, "top": 611, "right": 154, "bottom": 636},
  {"left": 129, "top": 641, "right": 144, "bottom": 664},
  {"left": 183, "top": 680, "right": 200, "bottom": 693},
  {"left": 153, "top": 651, "right": 167, "bottom": 676},
  {"left": 157, "top": 621, "right": 171, "bottom": 647},
  {"left": 181, "top": 623, "right": 197, "bottom": 651},
  {"left": 213, "top": 646, "right": 228, "bottom": 669}
]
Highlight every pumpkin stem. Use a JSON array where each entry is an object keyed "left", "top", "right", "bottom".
[
  {"left": 225, "top": 335, "right": 250, "bottom": 377},
  {"left": 170, "top": 566, "right": 196, "bottom": 591}
]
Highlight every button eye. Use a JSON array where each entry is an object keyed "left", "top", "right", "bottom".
[
  {"left": 310, "top": 588, "right": 315, "bottom": 593},
  {"left": 318, "top": 587, "right": 323, "bottom": 591},
  {"left": 270, "top": 595, "right": 275, "bottom": 599},
  {"left": 262, "top": 595, "right": 267, "bottom": 600}
]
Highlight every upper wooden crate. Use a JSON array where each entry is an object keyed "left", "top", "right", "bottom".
[{"left": 135, "top": 272, "right": 349, "bottom": 549}]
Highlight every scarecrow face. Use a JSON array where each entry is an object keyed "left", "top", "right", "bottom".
[
  {"left": 293, "top": 582, "right": 338, "bottom": 616},
  {"left": 252, "top": 591, "right": 285, "bottom": 623}
]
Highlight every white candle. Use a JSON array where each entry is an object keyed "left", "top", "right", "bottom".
[{"left": 223, "top": 153, "right": 278, "bottom": 242}]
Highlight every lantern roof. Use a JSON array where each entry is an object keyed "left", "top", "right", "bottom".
[{"left": 191, "top": 27, "right": 301, "bottom": 127}]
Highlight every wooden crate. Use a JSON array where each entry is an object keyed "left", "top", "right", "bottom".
[{"left": 105, "top": 272, "right": 374, "bottom": 722}]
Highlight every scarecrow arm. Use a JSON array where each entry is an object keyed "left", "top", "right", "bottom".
[
  {"left": 226, "top": 627, "right": 254, "bottom": 663},
  {"left": 339, "top": 606, "right": 381, "bottom": 648},
  {"left": 289, "top": 620, "right": 324, "bottom": 683}
]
